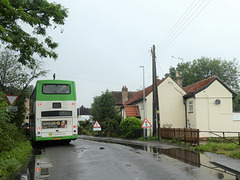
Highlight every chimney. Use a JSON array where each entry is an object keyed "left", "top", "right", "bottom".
[
  {"left": 176, "top": 71, "right": 179, "bottom": 78},
  {"left": 122, "top": 86, "right": 128, "bottom": 104},
  {"left": 175, "top": 71, "right": 183, "bottom": 87}
]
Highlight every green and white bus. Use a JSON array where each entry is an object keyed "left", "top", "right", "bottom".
[{"left": 29, "top": 80, "right": 78, "bottom": 143}]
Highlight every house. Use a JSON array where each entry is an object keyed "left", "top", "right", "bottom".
[
  {"left": 122, "top": 76, "right": 240, "bottom": 137},
  {"left": 183, "top": 76, "right": 239, "bottom": 137},
  {"left": 123, "top": 77, "right": 186, "bottom": 135},
  {"left": 111, "top": 86, "right": 136, "bottom": 113}
]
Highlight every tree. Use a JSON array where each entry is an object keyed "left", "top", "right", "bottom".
[
  {"left": 0, "top": 49, "right": 47, "bottom": 94},
  {"left": 233, "top": 91, "right": 240, "bottom": 112},
  {"left": 166, "top": 57, "right": 240, "bottom": 91},
  {"left": 0, "top": 0, "right": 68, "bottom": 65},
  {"left": 90, "top": 90, "right": 121, "bottom": 136},
  {"left": 91, "top": 90, "right": 119, "bottom": 124},
  {"left": 0, "top": 49, "right": 47, "bottom": 127}
]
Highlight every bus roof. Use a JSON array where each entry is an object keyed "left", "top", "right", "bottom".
[{"left": 36, "top": 80, "right": 75, "bottom": 85}]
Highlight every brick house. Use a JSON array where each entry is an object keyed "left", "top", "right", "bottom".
[{"left": 111, "top": 86, "right": 136, "bottom": 113}]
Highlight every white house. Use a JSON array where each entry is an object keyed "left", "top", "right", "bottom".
[{"left": 122, "top": 76, "right": 240, "bottom": 137}]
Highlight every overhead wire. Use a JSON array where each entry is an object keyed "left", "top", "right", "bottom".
[
  {"left": 155, "top": 0, "right": 200, "bottom": 51},
  {"left": 155, "top": 0, "right": 212, "bottom": 56},
  {"left": 154, "top": 0, "right": 212, "bottom": 77}
]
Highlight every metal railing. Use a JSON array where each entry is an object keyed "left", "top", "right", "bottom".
[{"left": 200, "top": 131, "right": 240, "bottom": 145}]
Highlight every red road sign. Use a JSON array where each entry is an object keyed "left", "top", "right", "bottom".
[
  {"left": 93, "top": 121, "right": 101, "bottom": 128},
  {"left": 93, "top": 121, "right": 101, "bottom": 131},
  {"left": 141, "top": 119, "right": 152, "bottom": 128},
  {"left": 5, "top": 95, "right": 19, "bottom": 105}
]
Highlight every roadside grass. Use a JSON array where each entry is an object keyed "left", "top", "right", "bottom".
[
  {"left": 0, "top": 140, "right": 32, "bottom": 179},
  {"left": 194, "top": 140, "right": 240, "bottom": 159},
  {"left": 138, "top": 136, "right": 240, "bottom": 159}
]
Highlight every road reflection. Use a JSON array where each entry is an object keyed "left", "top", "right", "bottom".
[
  {"left": 12, "top": 147, "right": 54, "bottom": 180},
  {"left": 127, "top": 144, "right": 239, "bottom": 180}
]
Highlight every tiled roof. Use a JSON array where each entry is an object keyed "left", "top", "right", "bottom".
[
  {"left": 125, "top": 78, "right": 166, "bottom": 105},
  {"left": 112, "top": 91, "right": 136, "bottom": 105},
  {"left": 183, "top": 76, "right": 237, "bottom": 98},
  {"left": 183, "top": 76, "right": 216, "bottom": 95},
  {"left": 124, "top": 105, "right": 140, "bottom": 117},
  {"left": 111, "top": 92, "right": 122, "bottom": 105}
]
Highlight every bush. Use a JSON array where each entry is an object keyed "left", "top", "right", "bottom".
[
  {"left": 0, "top": 140, "right": 32, "bottom": 179},
  {"left": 102, "top": 117, "right": 121, "bottom": 137},
  {"left": 120, "top": 117, "right": 142, "bottom": 138},
  {"left": 0, "top": 91, "right": 32, "bottom": 179}
]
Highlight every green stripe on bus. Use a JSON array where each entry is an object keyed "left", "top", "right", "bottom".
[{"left": 35, "top": 135, "right": 78, "bottom": 141}]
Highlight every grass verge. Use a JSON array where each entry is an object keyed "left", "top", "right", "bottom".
[
  {"left": 194, "top": 141, "right": 240, "bottom": 159},
  {"left": 0, "top": 140, "right": 32, "bottom": 179}
]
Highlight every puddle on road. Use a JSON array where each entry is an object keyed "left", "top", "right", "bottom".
[
  {"left": 12, "top": 140, "right": 240, "bottom": 180},
  {"left": 126, "top": 143, "right": 240, "bottom": 180}
]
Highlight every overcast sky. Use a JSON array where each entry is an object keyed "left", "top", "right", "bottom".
[{"left": 32, "top": 0, "right": 240, "bottom": 107}]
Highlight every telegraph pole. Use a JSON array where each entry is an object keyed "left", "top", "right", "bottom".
[
  {"left": 151, "top": 45, "right": 156, "bottom": 137},
  {"left": 139, "top": 66, "right": 146, "bottom": 139},
  {"left": 151, "top": 45, "right": 161, "bottom": 140}
]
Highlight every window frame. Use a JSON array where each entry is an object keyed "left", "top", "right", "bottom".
[{"left": 188, "top": 101, "right": 193, "bottom": 113}]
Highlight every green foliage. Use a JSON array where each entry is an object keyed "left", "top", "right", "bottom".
[
  {"left": 0, "top": 49, "right": 48, "bottom": 93},
  {"left": 0, "top": 0, "right": 68, "bottom": 65},
  {"left": 0, "top": 141, "right": 32, "bottom": 179},
  {"left": 91, "top": 90, "right": 118, "bottom": 123},
  {"left": 225, "top": 150, "right": 240, "bottom": 159},
  {"left": 233, "top": 91, "right": 240, "bottom": 112},
  {"left": 120, "top": 117, "right": 142, "bottom": 138},
  {"left": 0, "top": 48, "right": 46, "bottom": 127},
  {"left": 166, "top": 57, "right": 240, "bottom": 91},
  {"left": 0, "top": 91, "right": 32, "bottom": 179},
  {"left": 101, "top": 117, "right": 121, "bottom": 137},
  {"left": 0, "top": 91, "right": 27, "bottom": 151},
  {"left": 78, "top": 119, "right": 93, "bottom": 135},
  {"left": 90, "top": 90, "right": 121, "bottom": 136},
  {"left": 194, "top": 141, "right": 240, "bottom": 159}
]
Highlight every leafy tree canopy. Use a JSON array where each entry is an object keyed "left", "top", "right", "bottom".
[
  {"left": 0, "top": 48, "right": 47, "bottom": 126},
  {"left": 90, "top": 90, "right": 121, "bottom": 136},
  {"left": 0, "top": 0, "right": 68, "bottom": 65},
  {"left": 0, "top": 49, "right": 47, "bottom": 94},
  {"left": 165, "top": 57, "right": 240, "bottom": 91},
  {"left": 90, "top": 90, "right": 119, "bottom": 125}
]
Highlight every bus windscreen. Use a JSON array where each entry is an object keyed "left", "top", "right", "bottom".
[{"left": 42, "top": 84, "right": 71, "bottom": 94}]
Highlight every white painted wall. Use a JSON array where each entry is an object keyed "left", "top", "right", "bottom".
[{"left": 194, "top": 80, "right": 240, "bottom": 137}]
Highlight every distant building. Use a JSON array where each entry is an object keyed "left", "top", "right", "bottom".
[
  {"left": 77, "top": 105, "right": 90, "bottom": 116},
  {"left": 111, "top": 86, "right": 137, "bottom": 113}
]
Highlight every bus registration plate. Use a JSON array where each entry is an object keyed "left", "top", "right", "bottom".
[{"left": 53, "top": 137, "right": 62, "bottom": 140}]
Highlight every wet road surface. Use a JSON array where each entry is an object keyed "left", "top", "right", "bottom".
[{"left": 14, "top": 139, "right": 240, "bottom": 180}]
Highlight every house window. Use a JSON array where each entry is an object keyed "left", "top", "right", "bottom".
[{"left": 189, "top": 101, "right": 193, "bottom": 113}]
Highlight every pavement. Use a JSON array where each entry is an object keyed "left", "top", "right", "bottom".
[{"left": 78, "top": 135, "right": 240, "bottom": 177}]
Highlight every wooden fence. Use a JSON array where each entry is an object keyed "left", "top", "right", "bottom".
[
  {"left": 160, "top": 128, "right": 200, "bottom": 145},
  {"left": 161, "top": 148, "right": 200, "bottom": 167}
]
